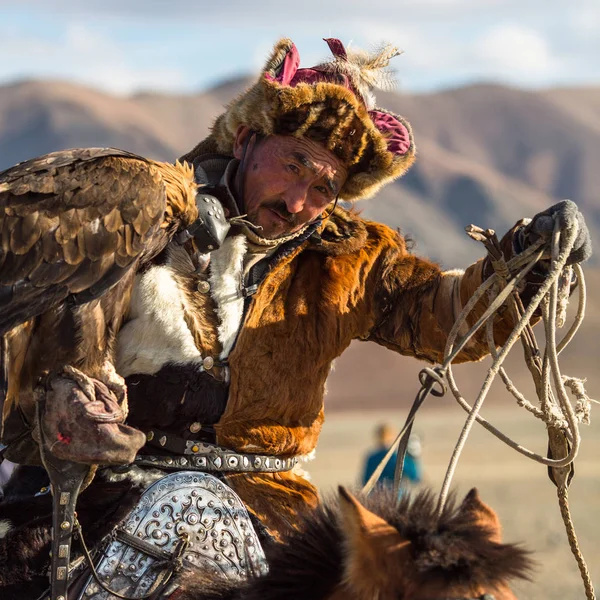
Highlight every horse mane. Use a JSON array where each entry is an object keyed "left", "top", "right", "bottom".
[
  {"left": 177, "top": 487, "right": 533, "bottom": 600},
  {"left": 362, "top": 487, "right": 533, "bottom": 588}
]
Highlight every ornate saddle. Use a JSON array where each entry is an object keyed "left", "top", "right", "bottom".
[{"left": 74, "top": 471, "right": 268, "bottom": 599}]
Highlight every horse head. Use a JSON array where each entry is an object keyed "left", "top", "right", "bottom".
[{"left": 335, "top": 486, "right": 532, "bottom": 600}]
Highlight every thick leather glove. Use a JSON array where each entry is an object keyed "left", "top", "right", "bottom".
[{"left": 516, "top": 200, "right": 592, "bottom": 266}]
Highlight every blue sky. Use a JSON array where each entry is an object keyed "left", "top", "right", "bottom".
[{"left": 1, "top": 0, "right": 598, "bottom": 95}]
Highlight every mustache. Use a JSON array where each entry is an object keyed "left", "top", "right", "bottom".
[{"left": 263, "top": 199, "right": 301, "bottom": 227}]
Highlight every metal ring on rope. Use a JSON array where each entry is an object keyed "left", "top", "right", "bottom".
[{"left": 418, "top": 367, "right": 447, "bottom": 397}]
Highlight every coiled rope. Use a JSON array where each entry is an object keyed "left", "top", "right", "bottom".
[{"left": 362, "top": 215, "right": 595, "bottom": 599}]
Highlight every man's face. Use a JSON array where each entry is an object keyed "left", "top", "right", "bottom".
[{"left": 233, "top": 127, "right": 348, "bottom": 239}]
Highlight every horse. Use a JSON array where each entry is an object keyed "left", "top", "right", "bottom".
[
  {"left": 0, "top": 466, "right": 532, "bottom": 600},
  {"left": 173, "top": 485, "right": 533, "bottom": 600}
]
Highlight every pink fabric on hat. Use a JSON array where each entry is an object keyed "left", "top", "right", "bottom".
[
  {"left": 323, "top": 38, "right": 347, "bottom": 60},
  {"left": 369, "top": 110, "right": 411, "bottom": 156},
  {"left": 265, "top": 43, "right": 301, "bottom": 85},
  {"left": 289, "top": 67, "right": 351, "bottom": 88},
  {"left": 265, "top": 38, "right": 352, "bottom": 89},
  {"left": 290, "top": 38, "right": 351, "bottom": 88}
]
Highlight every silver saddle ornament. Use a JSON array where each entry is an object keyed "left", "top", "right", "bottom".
[{"left": 77, "top": 471, "right": 268, "bottom": 599}]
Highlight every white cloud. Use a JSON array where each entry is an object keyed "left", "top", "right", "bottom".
[
  {"left": 0, "top": 2, "right": 598, "bottom": 93},
  {"left": 0, "top": 0, "right": 510, "bottom": 19},
  {"left": 0, "top": 22, "right": 188, "bottom": 94},
  {"left": 474, "top": 24, "right": 557, "bottom": 75},
  {"left": 567, "top": 4, "right": 600, "bottom": 40}
]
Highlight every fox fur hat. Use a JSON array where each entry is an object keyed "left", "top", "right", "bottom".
[{"left": 181, "top": 38, "right": 416, "bottom": 201}]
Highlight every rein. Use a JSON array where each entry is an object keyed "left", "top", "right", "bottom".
[{"left": 362, "top": 217, "right": 595, "bottom": 600}]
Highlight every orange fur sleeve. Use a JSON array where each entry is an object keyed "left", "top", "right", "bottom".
[{"left": 366, "top": 223, "right": 527, "bottom": 364}]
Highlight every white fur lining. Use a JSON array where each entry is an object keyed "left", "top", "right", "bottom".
[
  {"left": 116, "top": 266, "right": 204, "bottom": 377},
  {"left": 0, "top": 519, "right": 12, "bottom": 539},
  {"left": 208, "top": 235, "right": 248, "bottom": 359},
  {"left": 439, "top": 268, "right": 469, "bottom": 338}
]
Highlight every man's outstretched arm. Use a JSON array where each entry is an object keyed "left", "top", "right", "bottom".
[{"left": 367, "top": 200, "right": 592, "bottom": 364}]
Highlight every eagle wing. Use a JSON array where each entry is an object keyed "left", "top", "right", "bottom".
[{"left": 0, "top": 147, "right": 172, "bottom": 334}]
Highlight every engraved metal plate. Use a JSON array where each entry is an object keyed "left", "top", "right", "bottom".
[{"left": 78, "top": 472, "right": 267, "bottom": 599}]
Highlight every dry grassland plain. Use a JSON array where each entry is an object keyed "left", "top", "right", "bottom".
[{"left": 309, "top": 406, "right": 599, "bottom": 600}]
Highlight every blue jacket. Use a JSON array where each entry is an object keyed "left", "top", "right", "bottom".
[{"left": 362, "top": 447, "right": 421, "bottom": 486}]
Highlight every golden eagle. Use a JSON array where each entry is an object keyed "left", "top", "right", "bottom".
[{"left": 0, "top": 147, "right": 205, "bottom": 464}]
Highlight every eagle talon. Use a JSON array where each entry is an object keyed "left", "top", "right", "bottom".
[{"left": 97, "top": 361, "right": 128, "bottom": 412}]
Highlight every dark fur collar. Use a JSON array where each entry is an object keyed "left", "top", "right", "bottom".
[{"left": 309, "top": 205, "right": 369, "bottom": 257}]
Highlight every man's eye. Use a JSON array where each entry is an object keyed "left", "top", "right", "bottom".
[
  {"left": 287, "top": 164, "right": 300, "bottom": 174},
  {"left": 315, "top": 186, "right": 329, "bottom": 195}
]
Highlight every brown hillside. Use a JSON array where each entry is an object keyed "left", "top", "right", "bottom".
[{"left": 4, "top": 77, "right": 597, "bottom": 265}]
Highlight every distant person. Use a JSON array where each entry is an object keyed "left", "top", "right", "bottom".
[{"left": 362, "top": 424, "right": 422, "bottom": 487}]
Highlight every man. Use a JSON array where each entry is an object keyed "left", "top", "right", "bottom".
[
  {"left": 0, "top": 37, "right": 591, "bottom": 597},
  {"left": 114, "top": 34, "right": 591, "bottom": 532},
  {"left": 362, "top": 425, "right": 422, "bottom": 488}
]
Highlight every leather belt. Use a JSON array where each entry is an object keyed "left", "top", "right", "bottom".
[{"left": 134, "top": 445, "right": 297, "bottom": 473}]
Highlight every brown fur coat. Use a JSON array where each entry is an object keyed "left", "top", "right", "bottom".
[{"left": 204, "top": 207, "right": 520, "bottom": 534}]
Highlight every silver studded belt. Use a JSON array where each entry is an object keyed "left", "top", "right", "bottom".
[{"left": 135, "top": 441, "right": 298, "bottom": 473}]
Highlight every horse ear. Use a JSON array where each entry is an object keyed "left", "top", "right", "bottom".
[
  {"left": 337, "top": 486, "right": 410, "bottom": 594},
  {"left": 460, "top": 488, "right": 502, "bottom": 543},
  {"left": 338, "top": 486, "right": 395, "bottom": 538}
]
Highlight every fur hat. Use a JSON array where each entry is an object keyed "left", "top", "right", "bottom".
[{"left": 181, "top": 38, "right": 416, "bottom": 201}]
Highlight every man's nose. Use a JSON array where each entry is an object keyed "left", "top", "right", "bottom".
[{"left": 283, "top": 183, "right": 309, "bottom": 214}]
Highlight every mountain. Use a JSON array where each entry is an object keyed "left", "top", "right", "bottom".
[
  {"left": 0, "top": 77, "right": 598, "bottom": 409},
  {"left": 1, "top": 78, "right": 598, "bottom": 266}
]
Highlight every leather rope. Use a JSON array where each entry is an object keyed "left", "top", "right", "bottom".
[
  {"left": 439, "top": 223, "right": 586, "bottom": 494},
  {"left": 557, "top": 486, "right": 595, "bottom": 600},
  {"left": 439, "top": 223, "right": 595, "bottom": 599}
]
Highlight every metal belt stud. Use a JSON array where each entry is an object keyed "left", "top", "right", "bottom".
[
  {"left": 189, "top": 422, "right": 202, "bottom": 434},
  {"left": 197, "top": 280, "right": 211, "bottom": 293}
]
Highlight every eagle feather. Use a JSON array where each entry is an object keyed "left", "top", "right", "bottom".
[
  {"left": 0, "top": 147, "right": 199, "bottom": 445},
  {"left": 319, "top": 42, "right": 402, "bottom": 110}
]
